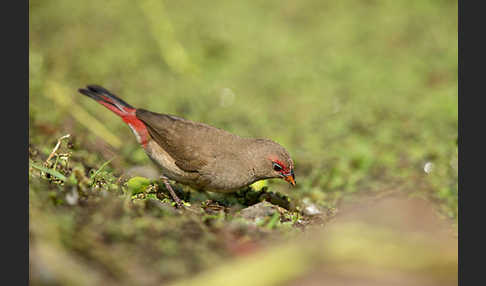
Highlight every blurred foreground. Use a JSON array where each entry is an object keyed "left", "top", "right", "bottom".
[{"left": 30, "top": 182, "right": 456, "bottom": 286}]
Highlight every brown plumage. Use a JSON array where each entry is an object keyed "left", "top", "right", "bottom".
[{"left": 78, "top": 85, "right": 295, "bottom": 203}]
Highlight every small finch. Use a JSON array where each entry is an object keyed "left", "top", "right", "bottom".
[{"left": 79, "top": 85, "right": 295, "bottom": 207}]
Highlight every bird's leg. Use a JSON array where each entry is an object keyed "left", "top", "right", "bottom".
[{"left": 160, "top": 175, "right": 184, "bottom": 208}]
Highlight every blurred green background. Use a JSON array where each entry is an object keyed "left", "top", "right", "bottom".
[{"left": 29, "top": 0, "right": 457, "bottom": 285}]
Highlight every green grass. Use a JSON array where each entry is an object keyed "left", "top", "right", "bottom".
[{"left": 29, "top": 0, "right": 457, "bottom": 284}]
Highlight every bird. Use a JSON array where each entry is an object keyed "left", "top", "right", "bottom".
[{"left": 78, "top": 85, "right": 295, "bottom": 207}]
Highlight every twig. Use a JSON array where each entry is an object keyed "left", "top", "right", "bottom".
[{"left": 45, "top": 134, "right": 71, "bottom": 164}]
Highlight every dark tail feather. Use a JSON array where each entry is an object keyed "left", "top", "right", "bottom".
[{"left": 78, "top": 85, "right": 134, "bottom": 115}]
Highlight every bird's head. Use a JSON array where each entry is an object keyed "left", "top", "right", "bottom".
[
  {"left": 269, "top": 156, "right": 296, "bottom": 186},
  {"left": 253, "top": 139, "right": 295, "bottom": 187}
]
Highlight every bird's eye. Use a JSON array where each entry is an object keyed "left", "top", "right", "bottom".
[{"left": 273, "top": 162, "right": 283, "bottom": 172}]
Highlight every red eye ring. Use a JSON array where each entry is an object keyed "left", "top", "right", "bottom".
[{"left": 272, "top": 162, "right": 283, "bottom": 172}]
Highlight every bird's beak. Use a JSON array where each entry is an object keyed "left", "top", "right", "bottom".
[{"left": 283, "top": 170, "right": 296, "bottom": 186}]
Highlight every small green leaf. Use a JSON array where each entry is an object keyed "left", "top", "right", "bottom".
[
  {"left": 250, "top": 180, "right": 268, "bottom": 191},
  {"left": 30, "top": 162, "right": 67, "bottom": 181},
  {"left": 126, "top": 176, "right": 152, "bottom": 195}
]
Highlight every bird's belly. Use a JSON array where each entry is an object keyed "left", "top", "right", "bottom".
[
  {"left": 144, "top": 140, "right": 198, "bottom": 184},
  {"left": 197, "top": 169, "right": 258, "bottom": 193}
]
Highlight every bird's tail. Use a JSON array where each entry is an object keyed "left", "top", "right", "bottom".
[
  {"left": 78, "top": 85, "right": 150, "bottom": 146},
  {"left": 78, "top": 85, "right": 135, "bottom": 116}
]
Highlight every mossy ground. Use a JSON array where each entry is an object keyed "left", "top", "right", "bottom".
[{"left": 29, "top": 0, "right": 457, "bottom": 285}]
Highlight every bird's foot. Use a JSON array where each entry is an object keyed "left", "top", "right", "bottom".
[{"left": 160, "top": 176, "right": 185, "bottom": 209}]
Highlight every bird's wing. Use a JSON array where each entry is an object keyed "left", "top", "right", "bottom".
[{"left": 136, "top": 109, "right": 234, "bottom": 173}]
